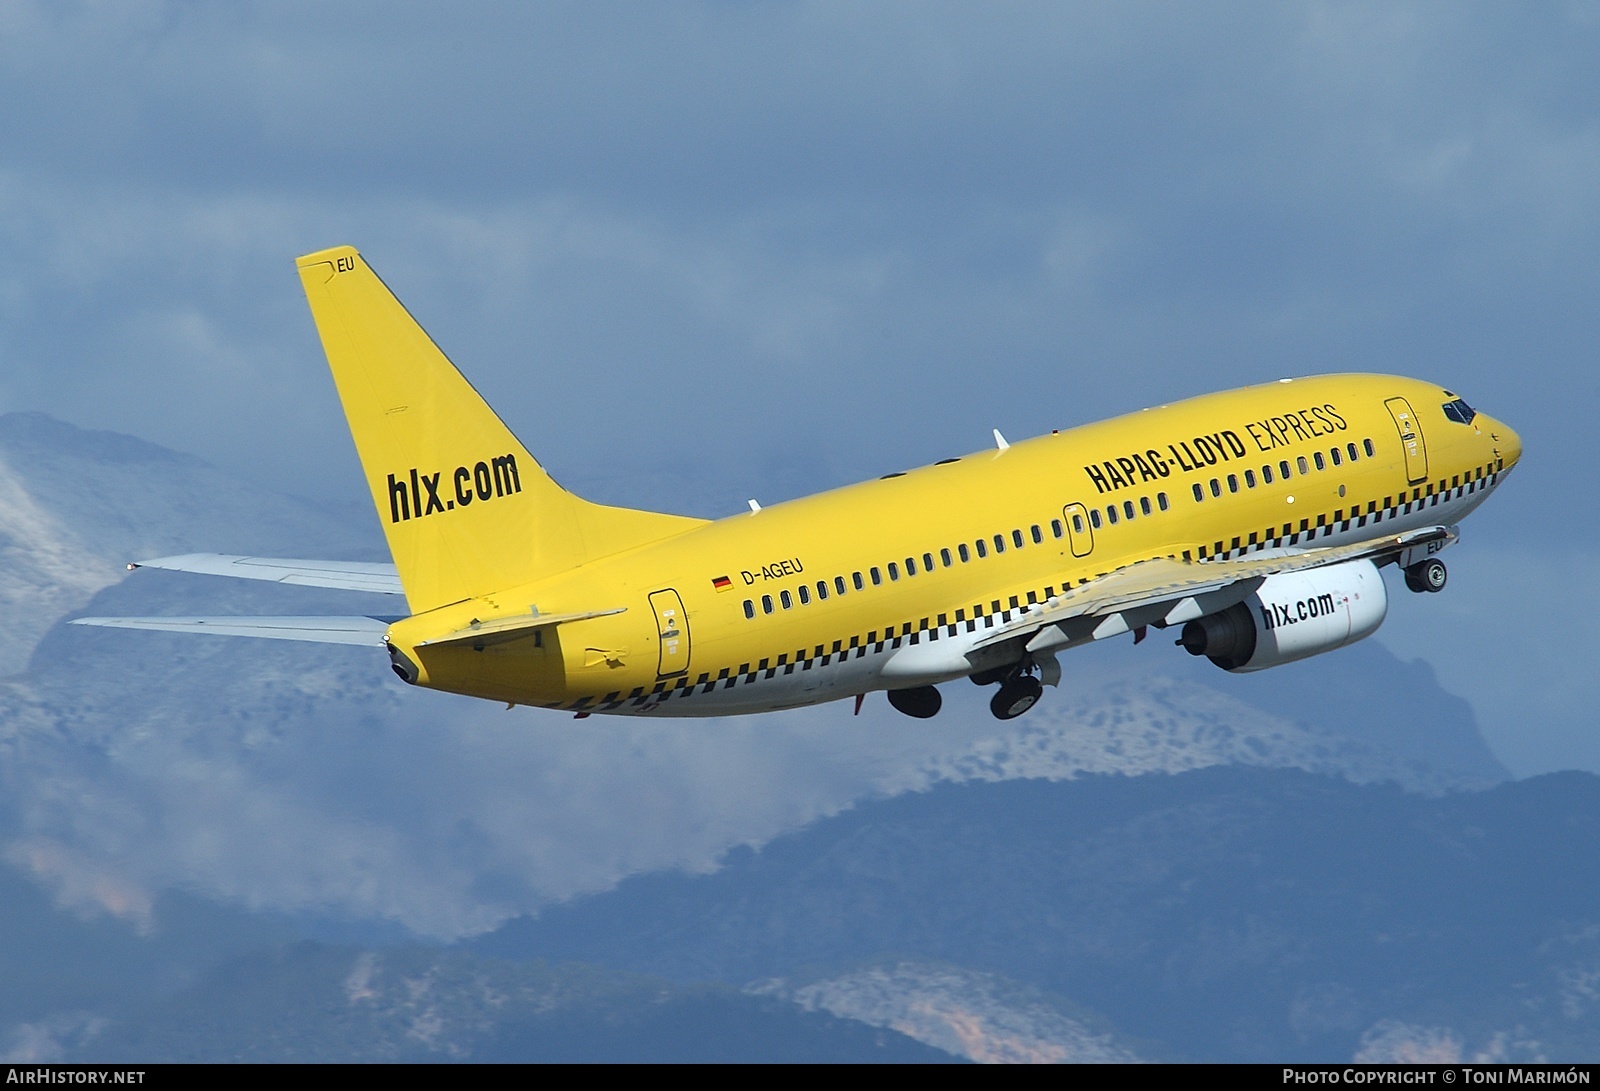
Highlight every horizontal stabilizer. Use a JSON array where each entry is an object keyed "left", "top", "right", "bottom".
[
  {"left": 129, "top": 554, "right": 404, "bottom": 596},
  {"left": 70, "top": 615, "right": 399, "bottom": 646},
  {"left": 419, "top": 607, "right": 627, "bottom": 649}
]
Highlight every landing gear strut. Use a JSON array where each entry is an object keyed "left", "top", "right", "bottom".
[{"left": 1404, "top": 558, "right": 1447, "bottom": 594}]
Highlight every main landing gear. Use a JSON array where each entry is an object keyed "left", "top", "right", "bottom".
[
  {"left": 990, "top": 674, "right": 1043, "bottom": 720},
  {"left": 970, "top": 660, "right": 1047, "bottom": 720},
  {"left": 884, "top": 662, "right": 1046, "bottom": 721},
  {"left": 886, "top": 685, "right": 942, "bottom": 719},
  {"left": 1404, "top": 558, "right": 1447, "bottom": 594}
]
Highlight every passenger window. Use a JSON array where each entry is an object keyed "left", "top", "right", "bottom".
[
  {"left": 1297, "top": 456, "right": 1310, "bottom": 475},
  {"left": 1244, "top": 469, "right": 1256, "bottom": 488},
  {"left": 1089, "top": 510, "right": 1102, "bottom": 529},
  {"left": 762, "top": 595, "right": 773, "bottom": 614},
  {"left": 743, "top": 599, "right": 755, "bottom": 619},
  {"left": 781, "top": 590, "right": 793, "bottom": 609},
  {"left": 994, "top": 534, "right": 1006, "bottom": 553},
  {"left": 1192, "top": 483, "right": 1204, "bottom": 502},
  {"left": 1031, "top": 525, "right": 1043, "bottom": 544},
  {"left": 870, "top": 567, "right": 882, "bottom": 586},
  {"left": 976, "top": 539, "right": 988, "bottom": 558},
  {"left": 1227, "top": 474, "right": 1239, "bottom": 493},
  {"left": 1210, "top": 479, "right": 1222, "bottom": 498},
  {"left": 1012, "top": 529, "right": 1024, "bottom": 548},
  {"left": 1363, "top": 438, "right": 1375, "bottom": 457},
  {"left": 924, "top": 552, "right": 935, "bottom": 571},
  {"left": 817, "top": 581, "right": 828, "bottom": 601},
  {"left": 1314, "top": 452, "right": 1326, "bottom": 471},
  {"left": 940, "top": 548, "right": 952, "bottom": 567},
  {"left": 1347, "top": 442, "right": 1359, "bottom": 462},
  {"left": 1280, "top": 459, "right": 1292, "bottom": 479},
  {"left": 1072, "top": 514, "right": 1085, "bottom": 533},
  {"left": 798, "top": 585, "right": 810, "bottom": 605},
  {"left": 1140, "top": 497, "right": 1151, "bottom": 516},
  {"left": 959, "top": 543, "right": 971, "bottom": 563},
  {"left": 1330, "top": 447, "right": 1342, "bottom": 467},
  {"left": 853, "top": 572, "right": 864, "bottom": 591},
  {"left": 1122, "top": 500, "right": 1135, "bottom": 520},
  {"left": 1262, "top": 464, "right": 1274, "bottom": 484},
  {"left": 1107, "top": 505, "right": 1119, "bottom": 525},
  {"left": 1051, "top": 519, "right": 1063, "bottom": 539},
  {"left": 887, "top": 562, "right": 899, "bottom": 581},
  {"left": 904, "top": 557, "right": 916, "bottom": 576},
  {"left": 836, "top": 576, "right": 847, "bottom": 595},
  {"left": 1157, "top": 492, "right": 1169, "bottom": 511}
]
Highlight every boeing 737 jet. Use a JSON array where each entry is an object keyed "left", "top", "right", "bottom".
[{"left": 76, "top": 247, "right": 1523, "bottom": 721}]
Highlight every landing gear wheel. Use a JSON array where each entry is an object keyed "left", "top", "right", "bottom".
[
  {"left": 887, "top": 685, "right": 942, "bottom": 719},
  {"left": 990, "top": 675, "right": 1043, "bottom": 720},
  {"left": 1404, "top": 558, "right": 1447, "bottom": 594}
]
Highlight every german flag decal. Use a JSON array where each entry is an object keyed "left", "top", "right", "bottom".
[{"left": 712, "top": 575, "right": 733, "bottom": 592}]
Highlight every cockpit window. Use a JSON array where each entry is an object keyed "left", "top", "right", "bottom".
[{"left": 1442, "top": 398, "right": 1477, "bottom": 425}]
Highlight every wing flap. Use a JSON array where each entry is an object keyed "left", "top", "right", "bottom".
[
  {"left": 71, "top": 615, "right": 398, "bottom": 646},
  {"left": 128, "top": 554, "right": 404, "bottom": 596}
]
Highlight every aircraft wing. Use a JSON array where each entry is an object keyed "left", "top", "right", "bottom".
[
  {"left": 976, "top": 524, "right": 1457, "bottom": 655},
  {"left": 127, "top": 554, "right": 404, "bottom": 596},
  {"left": 70, "top": 615, "right": 401, "bottom": 646}
]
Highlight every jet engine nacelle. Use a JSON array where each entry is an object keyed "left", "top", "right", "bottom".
[{"left": 1178, "top": 559, "right": 1387, "bottom": 673}]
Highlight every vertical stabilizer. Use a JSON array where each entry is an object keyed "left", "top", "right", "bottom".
[{"left": 296, "top": 246, "right": 704, "bottom": 611}]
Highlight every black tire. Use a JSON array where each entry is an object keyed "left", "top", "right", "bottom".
[
  {"left": 887, "top": 685, "right": 942, "bottom": 719},
  {"left": 990, "top": 676, "right": 1043, "bottom": 720},
  {"left": 1405, "top": 558, "right": 1447, "bottom": 594}
]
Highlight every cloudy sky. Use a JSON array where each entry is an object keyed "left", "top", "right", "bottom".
[{"left": 0, "top": 1, "right": 1596, "bottom": 773}]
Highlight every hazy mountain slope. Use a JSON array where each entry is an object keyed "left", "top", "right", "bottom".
[
  {"left": 0, "top": 847, "right": 952, "bottom": 1063},
  {"left": 751, "top": 959, "right": 1153, "bottom": 1063},
  {"left": 920, "top": 637, "right": 1507, "bottom": 793},
  {"left": 475, "top": 768, "right": 1600, "bottom": 1061},
  {"left": 74, "top": 945, "right": 955, "bottom": 1063},
  {"left": 0, "top": 412, "right": 376, "bottom": 675}
]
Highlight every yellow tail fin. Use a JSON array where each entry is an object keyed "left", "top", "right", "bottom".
[{"left": 296, "top": 245, "right": 705, "bottom": 612}]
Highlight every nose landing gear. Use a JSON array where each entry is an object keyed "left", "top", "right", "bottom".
[{"left": 1404, "top": 558, "right": 1447, "bottom": 593}]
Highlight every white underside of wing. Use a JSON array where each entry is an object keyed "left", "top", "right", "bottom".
[
  {"left": 975, "top": 523, "right": 1458, "bottom": 654},
  {"left": 128, "top": 554, "right": 404, "bottom": 596},
  {"left": 70, "top": 615, "right": 397, "bottom": 646}
]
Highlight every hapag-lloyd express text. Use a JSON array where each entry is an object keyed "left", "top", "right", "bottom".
[{"left": 1084, "top": 403, "right": 1348, "bottom": 494}]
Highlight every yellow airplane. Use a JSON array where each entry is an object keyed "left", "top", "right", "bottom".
[{"left": 76, "top": 246, "right": 1523, "bottom": 722}]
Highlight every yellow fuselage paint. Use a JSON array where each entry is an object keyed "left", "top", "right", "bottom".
[{"left": 386, "top": 373, "right": 1520, "bottom": 715}]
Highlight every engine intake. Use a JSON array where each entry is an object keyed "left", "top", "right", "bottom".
[{"left": 1179, "top": 559, "right": 1387, "bottom": 672}]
